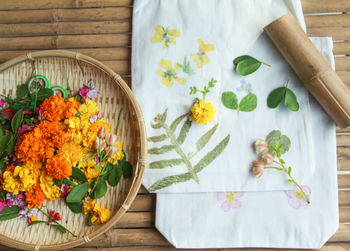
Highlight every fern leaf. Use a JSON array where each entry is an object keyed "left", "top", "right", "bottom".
[
  {"left": 177, "top": 119, "right": 192, "bottom": 144},
  {"left": 169, "top": 113, "right": 188, "bottom": 131},
  {"left": 148, "top": 134, "right": 167, "bottom": 142},
  {"left": 148, "top": 145, "right": 175, "bottom": 155},
  {"left": 189, "top": 124, "right": 218, "bottom": 158},
  {"left": 149, "top": 159, "right": 184, "bottom": 169}
]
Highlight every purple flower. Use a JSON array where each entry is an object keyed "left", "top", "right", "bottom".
[
  {"left": 60, "top": 185, "right": 69, "bottom": 198},
  {"left": 77, "top": 86, "right": 90, "bottom": 100},
  {"left": 17, "top": 125, "right": 33, "bottom": 136},
  {"left": 237, "top": 79, "right": 253, "bottom": 94},
  {"left": 78, "top": 81, "right": 101, "bottom": 100},
  {"left": 216, "top": 192, "right": 245, "bottom": 212},
  {"left": 89, "top": 114, "right": 99, "bottom": 123},
  {"left": 284, "top": 185, "right": 311, "bottom": 210}
]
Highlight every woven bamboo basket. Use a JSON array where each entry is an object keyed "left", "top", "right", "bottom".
[{"left": 0, "top": 50, "right": 147, "bottom": 250}]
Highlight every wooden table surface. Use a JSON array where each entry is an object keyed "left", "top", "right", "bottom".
[{"left": 0, "top": 0, "right": 350, "bottom": 250}]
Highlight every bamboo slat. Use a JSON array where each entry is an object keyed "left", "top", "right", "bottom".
[
  {"left": 305, "top": 14, "right": 350, "bottom": 28},
  {"left": 335, "top": 57, "right": 350, "bottom": 71},
  {"left": 0, "top": 7, "right": 132, "bottom": 23},
  {"left": 337, "top": 134, "right": 350, "bottom": 146},
  {"left": 338, "top": 158, "right": 350, "bottom": 171},
  {"left": 0, "top": 0, "right": 133, "bottom": 10},
  {"left": 302, "top": 0, "right": 350, "bottom": 14},
  {"left": 0, "top": 21, "right": 131, "bottom": 37},
  {"left": 338, "top": 175, "right": 350, "bottom": 189},
  {"left": 337, "top": 146, "right": 350, "bottom": 157},
  {"left": 0, "top": 34, "right": 130, "bottom": 50},
  {"left": 307, "top": 27, "right": 350, "bottom": 40},
  {"left": 340, "top": 206, "right": 350, "bottom": 222},
  {"left": 339, "top": 190, "right": 350, "bottom": 206},
  {"left": 333, "top": 42, "right": 350, "bottom": 55}
]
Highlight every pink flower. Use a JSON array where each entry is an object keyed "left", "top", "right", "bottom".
[
  {"left": 35, "top": 108, "right": 45, "bottom": 123},
  {"left": 0, "top": 200, "right": 6, "bottom": 211},
  {"left": 252, "top": 160, "right": 265, "bottom": 178},
  {"left": 85, "top": 82, "right": 100, "bottom": 99},
  {"left": 106, "top": 133, "right": 117, "bottom": 146},
  {"left": 23, "top": 110, "right": 31, "bottom": 115},
  {"left": 0, "top": 99, "right": 6, "bottom": 107},
  {"left": 98, "top": 127, "right": 106, "bottom": 138},
  {"left": 77, "top": 86, "right": 90, "bottom": 100},
  {"left": 284, "top": 185, "right": 311, "bottom": 210},
  {"left": 261, "top": 152, "right": 274, "bottom": 165},
  {"left": 0, "top": 108, "right": 15, "bottom": 120},
  {"left": 107, "top": 145, "right": 119, "bottom": 157},
  {"left": 60, "top": 185, "right": 69, "bottom": 198},
  {"left": 216, "top": 192, "right": 245, "bottom": 212},
  {"left": 17, "top": 125, "right": 33, "bottom": 136},
  {"left": 254, "top": 139, "right": 268, "bottom": 155},
  {"left": 89, "top": 114, "right": 98, "bottom": 123}
]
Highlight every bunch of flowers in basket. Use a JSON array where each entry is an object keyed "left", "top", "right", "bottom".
[{"left": 0, "top": 79, "right": 132, "bottom": 236}]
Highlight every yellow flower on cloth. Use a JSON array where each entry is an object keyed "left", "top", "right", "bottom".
[
  {"left": 156, "top": 59, "right": 186, "bottom": 87},
  {"left": 192, "top": 39, "right": 215, "bottom": 68},
  {"left": 82, "top": 199, "right": 111, "bottom": 225},
  {"left": 3, "top": 166, "right": 36, "bottom": 195},
  {"left": 190, "top": 99, "right": 216, "bottom": 125},
  {"left": 150, "top": 25, "right": 180, "bottom": 49},
  {"left": 39, "top": 170, "right": 61, "bottom": 200},
  {"left": 108, "top": 141, "right": 124, "bottom": 165}
]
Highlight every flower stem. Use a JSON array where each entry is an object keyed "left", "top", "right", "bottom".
[
  {"left": 37, "top": 207, "right": 77, "bottom": 237},
  {"left": 261, "top": 60, "right": 271, "bottom": 67}
]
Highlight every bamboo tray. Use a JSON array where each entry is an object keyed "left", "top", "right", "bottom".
[{"left": 0, "top": 50, "right": 147, "bottom": 250}]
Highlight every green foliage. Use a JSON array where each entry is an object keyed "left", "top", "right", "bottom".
[
  {"left": 66, "top": 183, "right": 90, "bottom": 203},
  {"left": 221, "top": 91, "right": 257, "bottom": 116},
  {"left": 93, "top": 179, "right": 107, "bottom": 199},
  {"left": 72, "top": 166, "right": 88, "bottom": 182},
  {"left": 0, "top": 205, "right": 21, "bottom": 221},
  {"left": 11, "top": 109, "right": 23, "bottom": 133},
  {"left": 36, "top": 88, "right": 54, "bottom": 102},
  {"left": 233, "top": 55, "right": 270, "bottom": 76},
  {"left": 67, "top": 202, "right": 82, "bottom": 214},
  {"left": 189, "top": 78, "right": 217, "bottom": 100},
  {"left": 149, "top": 159, "right": 184, "bottom": 169},
  {"left": 16, "top": 84, "right": 29, "bottom": 99},
  {"left": 267, "top": 82, "right": 299, "bottom": 111},
  {"left": 177, "top": 56, "right": 195, "bottom": 75},
  {"left": 121, "top": 161, "right": 133, "bottom": 178},
  {"left": 107, "top": 165, "right": 123, "bottom": 186},
  {"left": 265, "top": 130, "right": 291, "bottom": 157},
  {"left": 221, "top": 91, "right": 238, "bottom": 110}
]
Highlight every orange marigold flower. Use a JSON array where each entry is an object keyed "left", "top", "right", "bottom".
[
  {"left": 45, "top": 156, "right": 72, "bottom": 179},
  {"left": 25, "top": 182, "right": 46, "bottom": 209},
  {"left": 5, "top": 164, "right": 16, "bottom": 172},
  {"left": 57, "top": 141, "right": 84, "bottom": 166},
  {"left": 64, "top": 98, "right": 81, "bottom": 119},
  {"left": 40, "top": 95, "right": 66, "bottom": 122}
]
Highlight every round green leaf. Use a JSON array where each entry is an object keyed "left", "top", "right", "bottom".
[
  {"left": 233, "top": 55, "right": 256, "bottom": 65},
  {"left": 72, "top": 166, "right": 88, "bottom": 182},
  {"left": 122, "top": 161, "right": 133, "bottom": 178},
  {"left": 107, "top": 166, "right": 123, "bottom": 186},
  {"left": 267, "top": 87, "right": 286, "bottom": 108},
  {"left": 284, "top": 88, "right": 299, "bottom": 111},
  {"left": 221, "top": 91, "right": 238, "bottom": 110},
  {"left": 239, "top": 94, "right": 257, "bottom": 112},
  {"left": 235, "top": 59, "right": 262, "bottom": 76},
  {"left": 93, "top": 179, "right": 107, "bottom": 199},
  {"left": 36, "top": 88, "right": 54, "bottom": 102},
  {"left": 66, "top": 183, "right": 90, "bottom": 203},
  {"left": 67, "top": 202, "right": 82, "bottom": 214}
]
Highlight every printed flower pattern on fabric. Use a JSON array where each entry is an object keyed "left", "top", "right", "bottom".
[
  {"left": 216, "top": 192, "right": 245, "bottom": 212},
  {"left": 150, "top": 25, "right": 180, "bottom": 49},
  {"left": 157, "top": 59, "right": 186, "bottom": 87},
  {"left": 192, "top": 39, "right": 215, "bottom": 68},
  {"left": 284, "top": 185, "right": 311, "bottom": 210}
]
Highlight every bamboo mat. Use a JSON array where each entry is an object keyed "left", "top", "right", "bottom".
[{"left": 0, "top": 0, "right": 349, "bottom": 250}]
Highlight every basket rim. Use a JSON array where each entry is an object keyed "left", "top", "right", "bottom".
[{"left": 0, "top": 50, "right": 147, "bottom": 251}]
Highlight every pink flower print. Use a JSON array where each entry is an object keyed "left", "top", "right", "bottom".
[
  {"left": 284, "top": 185, "right": 311, "bottom": 210},
  {"left": 216, "top": 192, "right": 245, "bottom": 212}
]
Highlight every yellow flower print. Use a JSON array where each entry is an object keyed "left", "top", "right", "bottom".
[
  {"left": 150, "top": 25, "right": 180, "bottom": 49},
  {"left": 192, "top": 39, "right": 215, "bottom": 68},
  {"left": 156, "top": 59, "right": 186, "bottom": 88}
]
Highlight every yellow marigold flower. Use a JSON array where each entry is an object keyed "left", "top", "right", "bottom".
[
  {"left": 3, "top": 166, "right": 36, "bottom": 195},
  {"left": 150, "top": 25, "right": 180, "bottom": 49},
  {"left": 22, "top": 161, "right": 42, "bottom": 182},
  {"left": 82, "top": 119, "right": 110, "bottom": 149},
  {"left": 192, "top": 39, "right": 215, "bottom": 68},
  {"left": 79, "top": 99, "right": 99, "bottom": 119},
  {"left": 156, "top": 59, "right": 186, "bottom": 87},
  {"left": 82, "top": 199, "right": 96, "bottom": 215},
  {"left": 39, "top": 170, "right": 61, "bottom": 200},
  {"left": 189, "top": 100, "right": 216, "bottom": 125},
  {"left": 108, "top": 141, "right": 124, "bottom": 165},
  {"left": 78, "top": 159, "right": 99, "bottom": 180},
  {"left": 57, "top": 141, "right": 84, "bottom": 166},
  {"left": 91, "top": 204, "right": 111, "bottom": 225}
]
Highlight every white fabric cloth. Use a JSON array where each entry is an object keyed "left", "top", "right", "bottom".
[
  {"left": 132, "top": 0, "right": 315, "bottom": 193},
  {"left": 155, "top": 37, "right": 339, "bottom": 249}
]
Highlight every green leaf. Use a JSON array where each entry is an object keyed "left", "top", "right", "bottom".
[
  {"left": 36, "top": 88, "right": 54, "bottom": 102},
  {"left": 150, "top": 122, "right": 162, "bottom": 129},
  {"left": 0, "top": 127, "right": 4, "bottom": 136},
  {"left": 221, "top": 91, "right": 238, "bottom": 110},
  {"left": 284, "top": 88, "right": 299, "bottom": 111},
  {"left": 266, "top": 130, "right": 291, "bottom": 157},
  {"left": 288, "top": 166, "right": 292, "bottom": 175},
  {"left": 233, "top": 55, "right": 255, "bottom": 65},
  {"left": 66, "top": 183, "right": 90, "bottom": 203},
  {"left": 52, "top": 224, "right": 67, "bottom": 233},
  {"left": 239, "top": 94, "right": 257, "bottom": 112},
  {"left": 93, "top": 179, "right": 107, "bottom": 199},
  {"left": 72, "top": 167, "right": 88, "bottom": 182},
  {"left": 0, "top": 205, "right": 21, "bottom": 221},
  {"left": 148, "top": 145, "right": 175, "bottom": 155},
  {"left": 148, "top": 134, "right": 230, "bottom": 192},
  {"left": 235, "top": 58, "right": 262, "bottom": 76},
  {"left": 189, "top": 124, "right": 218, "bottom": 158},
  {"left": 28, "top": 220, "right": 47, "bottom": 226},
  {"left": 11, "top": 109, "right": 23, "bottom": 133},
  {"left": 103, "top": 163, "right": 114, "bottom": 174},
  {"left": 287, "top": 179, "right": 294, "bottom": 184},
  {"left": 107, "top": 166, "right": 123, "bottom": 186},
  {"left": 16, "top": 84, "right": 28, "bottom": 99},
  {"left": 147, "top": 134, "right": 167, "bottom": 142},
  {"left": 122, "top": 161, "right": 133, "bottom": 178},
  {"left": 0, "top": 133, "right": 11, "bottom": 154},
  {"left": 177, "top": 119, "right": 191, "bottom": 144},
  {"left": 149, "top": 159, "right": 183, "bottom": 169},
  {"left": 267, "top": 87, "right": 286, "bottom": 108},
  {"left": 169, "top": 113, "right": 188, "bottom": 131},
  {"left": 67, "top": 202, "right": 82, "bottom": 214},
  {"left": 87, "top": 215, "right": 93, "bottom": 226}
]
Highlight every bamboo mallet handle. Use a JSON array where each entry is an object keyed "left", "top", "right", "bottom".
[{"left": 264, "top": 12, "right": 350, "bottom": 128}]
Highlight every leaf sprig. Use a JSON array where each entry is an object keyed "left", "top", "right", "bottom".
[
  {"left": 233, "top": 55, "right": 271, "bottom": 76},
  {"left": 267, "top": 81, "right": 299, "bottom": 111},
  {"left": 189, "top": 78, "right": 217, "bottom": 101}
]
